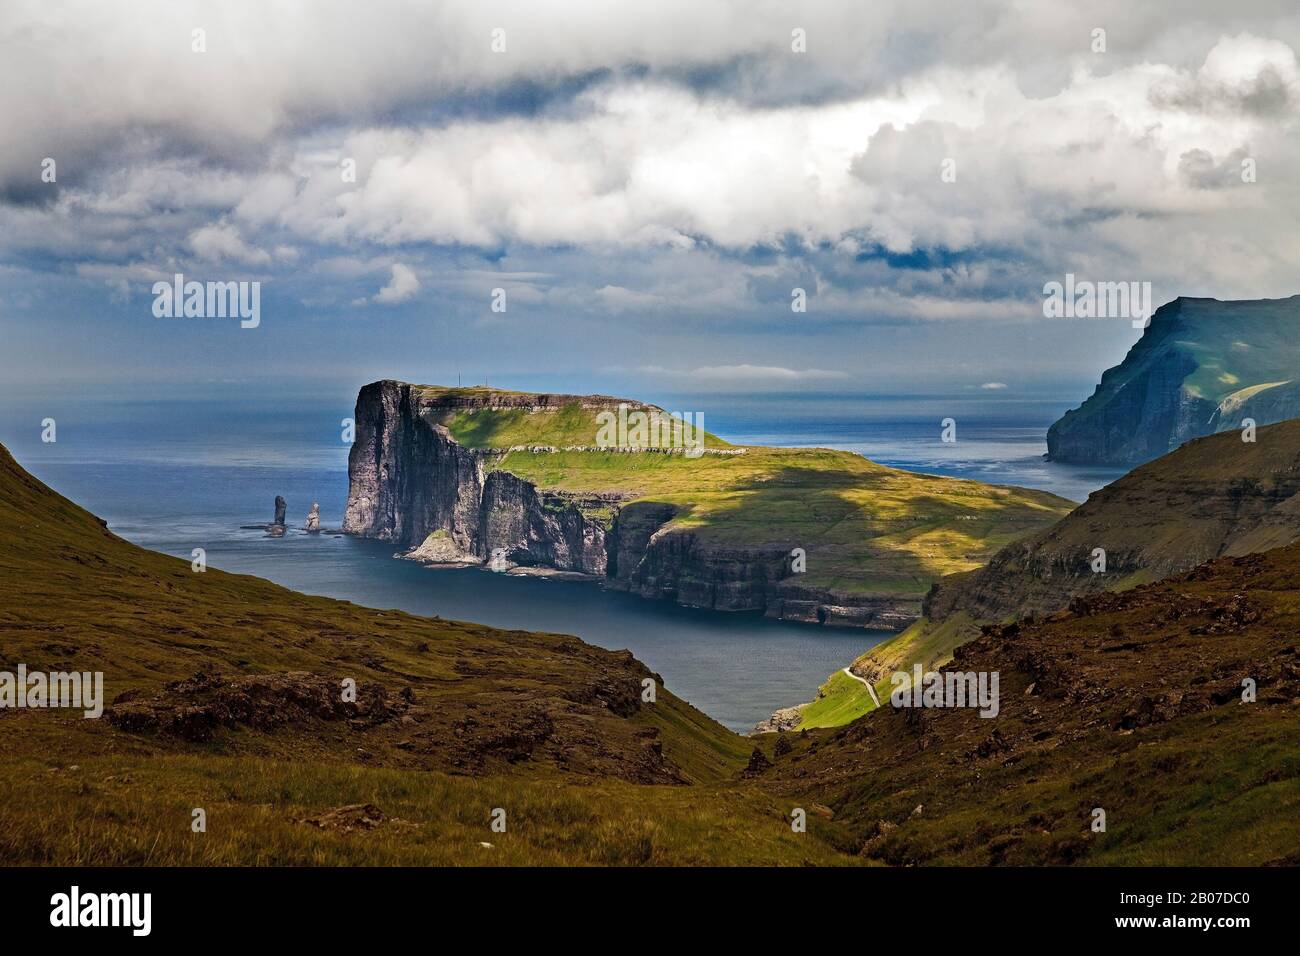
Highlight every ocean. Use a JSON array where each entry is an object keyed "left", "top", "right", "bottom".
[{"left": 0, "top": 389, "right": 1123, "bottom": 732}]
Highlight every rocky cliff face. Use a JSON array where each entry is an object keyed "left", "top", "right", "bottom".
[
  {"left": 344, "top": 381, "right": 612, "bottom": 572},
  {"left": 604, "top": 508, "right": 915, "bottom": 626},
  {"left": 1047, "top": 295, "right": 1300, "bottom": 466},
  {"left": 344, "top": 380, "right": 906, "bottom": 627}
]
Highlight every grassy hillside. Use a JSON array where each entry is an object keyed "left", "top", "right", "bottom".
[
  {"left": 0, "top": 442, "right": 846, "bottom": 865},
  {"left": 4, "top": 440, "right": 1298, "bottom": 866},
  {"left": 760, "top": 545, "right": 1300, "bottom": 865},
  {"left": 1068, "top": 295, "right": 1300, "bottom": 414},
  {"left": 425, "top": 387, "right": 733, "bottom": 451},
  {"left": 788, "top": 416, "right": 1300, "bottom": 730},
  {"left": 784, "top": 612, "right": 982, "bottom": 730},
  {"left": 796, "top": 669, "right": 878, "bottom": 730},
  {"left": 415, "top": 385, "right": 1074, "bottom": 604},
  {"left": 1175, "top": 299, "right": 1300, "bottom": 404}
]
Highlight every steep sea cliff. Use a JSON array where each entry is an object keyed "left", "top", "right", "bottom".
[
  {"left": 1047, "top": 295, "right": 1300, "bottom": 466},
  {"left": 343, "top": 380, "right": 1068, "bottom": 629},
  {"left": 343, "top": 380, "right": 611, "bottom": 571}
]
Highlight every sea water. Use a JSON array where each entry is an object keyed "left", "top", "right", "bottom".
[{"left": 0, "top": 390, "right": 1122, "bottom": 731}]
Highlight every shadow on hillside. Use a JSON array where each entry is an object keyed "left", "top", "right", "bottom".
[{"left": 624, "top": 464, "right": 1068, "bottom": 589}]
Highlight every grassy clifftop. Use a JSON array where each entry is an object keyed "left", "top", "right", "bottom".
[
  {"left": 408, "top": 383, "right": 1074, "bottom": 608},
  {"left": 421, "top": 386, "right": 733, "bottom": 451}
]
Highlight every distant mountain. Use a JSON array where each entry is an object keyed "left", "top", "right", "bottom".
[{"left": 1047, "top": 295, "right": 1300, "bottom": 466}]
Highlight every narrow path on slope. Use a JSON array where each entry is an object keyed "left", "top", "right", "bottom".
[{"left": 843, "top": 667, "right": 880, "bottom": 707}]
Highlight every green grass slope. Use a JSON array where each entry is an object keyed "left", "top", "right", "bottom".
[
  {"left": 424, "top": 387, "right": 733, "bottom": 451},
  {"left": 764, "top": 546, "right": 1300, "bottom": 865},
  {"left": 796, "top": 669, "right": 878, "bottom": 730},
  {"left": 784, "top": 612, "right": 981, "bottom": 730}
]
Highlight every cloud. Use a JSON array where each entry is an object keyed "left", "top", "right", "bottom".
[
  {"left": 4, "top": 5, "right": 1300, "bottom": 393},
  {"left": 639, "top": 364, "right": 848, "bottom": 382},
  {"left": 8, "top": 0, "right": 1233, "bottom": 196},
  {"left": 15, "top": 28, "right": 1285, "bottom": 314},
  {"left": 373, "top": 263, "right": 421, "bottom": 304},
  {"left": 187, "top": 222, "right": 272, "bottom": 266},
  {"left": 1149, "top": 34, "right": 1298, "bottom": 116},
  {"left": 593, "top": 285, "right": 665, "bottom": 312},
  {"left": 980, "top": 381, "right": 1008, "bottom": 389}
]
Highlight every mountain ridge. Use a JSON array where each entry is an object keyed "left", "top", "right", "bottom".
[{"left": 1047, "top": 294, "right": 1300, "bottom": 465}]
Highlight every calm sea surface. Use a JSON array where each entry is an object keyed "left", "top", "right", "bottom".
[{"left": 0, "top": 391, "right": 1122, "bottom": 731}]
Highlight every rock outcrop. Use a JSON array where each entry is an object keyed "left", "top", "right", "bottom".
[
  {"left": 343, "top": 380, "right": 931, "bottom": 627},
  {"left": 266, "top": 495, "right": 288, "bottom": 536},
  {"left": 750, "top": 706, "right": 802, "bottom": 735},
  {"left": 343, "top": 381, "right": 615, "bottom": 574},
  {"left": 1047, "top": 294, "right": 1300, "bottom": 466},
  {"left": 106, "top": 671, "right": 406, "bottom": 742}
]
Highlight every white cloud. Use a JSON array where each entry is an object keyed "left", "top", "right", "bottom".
[
  {"left": 593, "top": 285, "right": 665, "bottom": 312},
  {"left": 640, "top": 364, "right": 848, "bottom": 382},
  {"left": 199, "top": 33, "right": 1295, "bottom": 307},
  {"left": 980, "top": 381, "right": 1008, "bottom": 389},
  {"left": 187, "top": 222, "right": 272, "bottom": 266},
  {"left": 2, "top": 3, "right": 1299, "bottom": 341},
  {"left": 373, "top": 263, "right": 421, "bottom": 304},
  {"left": 7, "top": 0, "right": 1220, "bottom": 191}
]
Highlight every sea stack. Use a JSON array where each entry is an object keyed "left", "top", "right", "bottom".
[
  {"left": 305, "top": 502, "right": 321, "bottom": 532},
  {"left": 267, "top": 495, "right": 287, "bottom": 537}
]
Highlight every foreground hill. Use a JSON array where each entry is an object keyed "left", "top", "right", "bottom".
[
  {"left": 1048, "top": 294, "right": 1300, "bottom": 465},
  {"left": 3, "top": 442, "right": 1297, "bottom": 865},
  {"left": 787, "top": 418, "right": 1300, "bottom": 730},
  {"left": 343, "top": 380, "right": 1071, "bottom": 630},
  {"left": 0, "top": 442, "right": 843, "bottom": 865},
  {"left": 761, "top": 545, "right": 1300, "bottom": 864}
]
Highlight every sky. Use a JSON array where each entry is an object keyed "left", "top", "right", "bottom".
[{"left": 2, "top": 0, "right": 1299, "bottom": 404}]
